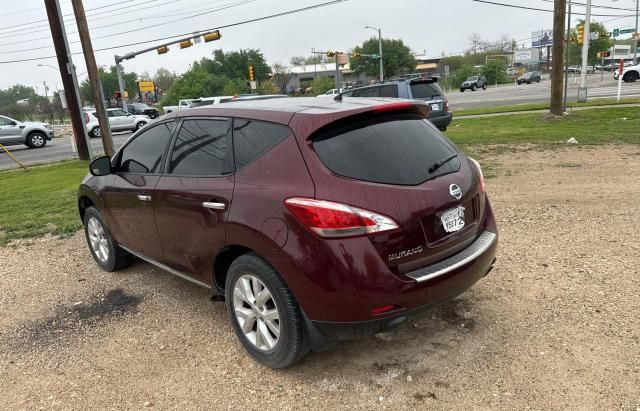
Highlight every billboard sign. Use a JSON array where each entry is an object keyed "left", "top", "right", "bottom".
[
  {"left": 515, "top": 51, "right": 532, "bottom": 61},
  {"left": 532, "top": 30, "right": 553, "bottom": 48}
]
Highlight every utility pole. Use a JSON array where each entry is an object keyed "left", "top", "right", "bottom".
[
  {"left": 550, "top": 0, "right": 567, "bottom": 115},
  {"left": 335, "top": 52, "right": 341, "bottom": 90},
  {"left": 578, "top": 0, "right": 592, "bottom": 102},
  {"left": 634, "top": 0, "right": 639, "bottom": 64},
  {"left": 44, "top": 0, "right": 90, "bottom": 160},
  {"left": 563, "top": 0, "right": 572, "bottom": 111},
  {"left": 365, "top": 26, "right": 384, "bottom": 81},
  {"left": 71, "top": 0, "right": 114, "bottom": 156}
]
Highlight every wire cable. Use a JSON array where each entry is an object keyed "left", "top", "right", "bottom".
[
  {"left": 472, "top": 0, "right": 636, "bottom": 17},
  {"left": 0, "top": 0, "right": 348, "bottom": 64}
]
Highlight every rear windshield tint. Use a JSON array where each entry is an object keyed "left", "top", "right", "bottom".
[
  {"left": 313, "top": 114, "right": 460, "bottom": 185},
  {"left": 410, "top": 82, "right": 444, "bottom": 99}
]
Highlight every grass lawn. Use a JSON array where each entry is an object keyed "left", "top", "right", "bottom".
[
  {"left": 446, "top": 106, "right": 640, "bottom": 145},
  {"left": 0, "top": 160, "right": 88, "bottom": 245},
  {"left": 454, "top": 98, "right": 640, "bottom": 117}
]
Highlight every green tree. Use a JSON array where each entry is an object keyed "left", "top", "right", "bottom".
[
  {"left": 568, "top": 21, "right": 612, "bottom": 65},
  {"left": 80, "top": 66, "right": 137, "bottom": 104},
  {"left": 0, "top": 84, "right": 38, "bottom": 107},
  {"left": 153, "top": 68, "right": 175, "bottom": 93},
  {"left": 202, "top": 49, "right": 271, "bottom": 82},
  {"left": 161, "top": 67, "right": 232, "bottom": 105},
  {"left": 481, "top": 59, "right": 508, "bottom": 85},
  {"left": 350, "top": 38, "right": 417, "bottom": 78},
  {"left": 310, "top": 76, "right": 335, "bottom": 94}
]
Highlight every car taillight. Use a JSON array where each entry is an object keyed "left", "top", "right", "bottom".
[
  {"left": 284, "top": 197, "right": 399, "bottom": 238},
  {"left": 468, "top": 157, "right": 485, "bottom": 193},
  {"left": 83, "top": 113, "right": 89, "bottom": 124},
  {"left": 445, "top": 99, "right": 450, "bottom": 112}
]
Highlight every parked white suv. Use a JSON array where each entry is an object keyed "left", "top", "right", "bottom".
[{"left": 84, "top": 108, "right": 149, "bottom": 138}]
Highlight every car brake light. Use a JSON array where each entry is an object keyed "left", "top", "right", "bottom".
[
  {"left": 84, "top": 112, "right": 90, "bottom": 124},
  {"left": 371, "top": 305, "right": 396, "bottom": 316},
  {"left": 445, "top": 99, "right": 450, "bottom": 112},
  {"left": 284, "top": 197, "right": 399, "bottom": 238},
  {"left": 468, "top": 157, "right": 485, "bottom": 193}
]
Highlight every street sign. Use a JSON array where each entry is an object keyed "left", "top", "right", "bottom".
[
  {"left": 613, "top": 28, "right": 634, "bottom": 37},
  {"left": 590, "top": 32, "right": 599, "bottom": 41},
  {"left": 250, "top": 80, "right": 257, "bottom": 90},
  {"left": 138, "top": 81, "right": 155, "bottom": 93}
]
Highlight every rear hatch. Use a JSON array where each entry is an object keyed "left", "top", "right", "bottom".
[
  {"left": 304, "top": 108, "right": 485, "bottom": 275},
  {"left": 408, "top": 79, "right": 448, "bottom": 118}
]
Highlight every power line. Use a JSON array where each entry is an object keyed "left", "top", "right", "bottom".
[
  {"left": 0, "top": 0, "right": 348, "bottom": 64},
  {"left": 540, "top": 0, "right": 636, "bottom": 11},
  {"left": 0, "top": 0, "right": 137, "bottom": 33},
  {"left": 0, "top": 0, "right": 170, "bottom": 37},
  {"left": 0, "top": 0, "right": 253, "bottom": 54},
  {"left": 472, "top": 0, "right": 636, "bottom": 17},
  {"left": 3, "top": 1, "right": 71, "bottom": 17}
]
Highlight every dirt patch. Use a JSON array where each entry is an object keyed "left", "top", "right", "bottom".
[{"left": 1, "top": 144, "right": 639, "bottom": 409}]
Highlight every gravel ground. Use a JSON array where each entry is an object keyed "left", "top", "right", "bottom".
[{"left": 1, "top": 145, "right": 639, "bottom": 409}]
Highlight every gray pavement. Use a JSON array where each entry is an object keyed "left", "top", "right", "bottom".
[
  {"left": 0, "top": 132, "right": 133, "bottom": 171},
  {"left": 448, "top": 75, "right": 640, "bottom": 110}
]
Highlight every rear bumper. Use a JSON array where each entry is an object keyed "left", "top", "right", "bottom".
[
  {"left": 429, "top": 112, "right": 453, "bottom": 128},
  {"left": 306, "top": 229, "right": 497, "bottom": 342}
]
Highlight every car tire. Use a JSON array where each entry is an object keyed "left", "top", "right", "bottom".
[
  {"left": 225, "top": 252, "right": 310, "bottom": 368},
  {"left": 26, "top": 131, "right": 47, "bottom": 149},
  {"left": 90, "top": 126, "right": 101, "bottom": 138},
  {"left": 623, "top": 71, "right": 639, "bottom": 83},
  {"left": 438, "top": 126, "right": 447, "bottom": 131},
  {"left": 471, "top": 85, "right": 477, "bottom": 91},
  {"left": 83, "top": 206, "right": 132, "bottom": 272},
  {"left": 460, "top": 88, "right": 465, "bottom": 92},
  {"left": 482, "top": 84, "right": 487, "bottom": 90},
  {"left": 135, "top": 121, "right": 147, "bottom": 131},
  {"left": 537, "top": 79, "right": 541, "bottom": 83}
]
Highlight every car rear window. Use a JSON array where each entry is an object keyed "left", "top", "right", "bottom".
[
  {"left": 410, "top": 81, "right": 444, "bottom": 99},
  {"left": 313, "top": 114, "right": 460, "bottom": 185}
]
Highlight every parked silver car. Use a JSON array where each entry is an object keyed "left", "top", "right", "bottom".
[
  {"left": 0, "top": 115, "right": 53, "bottom": 148},
  {"left": 84, "top": 108, "right": 149, "bottom": 138}
]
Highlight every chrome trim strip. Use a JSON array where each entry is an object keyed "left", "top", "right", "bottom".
[
  {"left": 119, "top": 245, "right": 212, "bottom": 289},
  {"left": 406, "top": 231, "right": 497, "bottom": 283}
]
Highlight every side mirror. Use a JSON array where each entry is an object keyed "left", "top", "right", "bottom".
[{"left": 89, "top": 155, "right": 112, "bottom": 176}]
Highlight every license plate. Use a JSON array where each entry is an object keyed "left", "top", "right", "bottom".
[
  {"left": 431, "top": 103, "right": 440, "bottom": 111},
  {"left": 440, "top": 206, "right": 465, "bottom": 233}
]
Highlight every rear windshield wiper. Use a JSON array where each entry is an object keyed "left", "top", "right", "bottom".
[{"left": 428, "top": 154, "right": 458, "bottom": 173}]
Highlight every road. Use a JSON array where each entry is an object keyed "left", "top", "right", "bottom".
[
  {"left": 448, "top": 74, "right": 640, "bottom": 110},
  {"left": 0, "top": 132, "right": 133, "bottom": 171}
]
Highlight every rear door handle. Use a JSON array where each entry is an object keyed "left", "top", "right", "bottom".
[
  {"left": 137, "top": 194, "right": 152, "bottom": 202},
  {"left": 202, "top": 201, "right": 225, "bottom": 210}
]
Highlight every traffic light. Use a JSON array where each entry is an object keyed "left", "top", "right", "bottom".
[
  {"left": 326, "top": 50, "right": 336, "bottom": 58},
  {"left": 248, "top": 65, "right": 255, "bottom": 82},
  {"left": 203, "top": 30, "right": 222, "bottom": 42},
  {"left": 351, "top": 52, "right": 361, "bottom": 59},
  {"left": 179, "top": 40, "right": 193, "bottom": 49},
  {"left": 578, "top": 25, "right": 585, "bottom": 44},
  {"left": 597, "top": 51, "right": 611, "bottom": 58},
  {"left": 157, "top": 46, "right": 169, "bottom": 55},
  {"left": 114, "top": 91, "right": 122, "bottom": 99}
]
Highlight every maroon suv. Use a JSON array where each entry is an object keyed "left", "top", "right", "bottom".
[{"left": 78, "top": 97, "right": 498, "bottom": 368}]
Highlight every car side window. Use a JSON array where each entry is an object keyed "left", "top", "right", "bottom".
[
  {"left": 233, "top": 119, "right": 291, "bottom": 169},
  {"left": 107, "top": 111, "right": 116, "bottom": 118},
  {"left": 0, "top": 117, "right": 11, "bottom": 126},
  {"left": 378, "top": 85, "right": 399, "bottom": 98},
  {"left": 118, "top": 121, "right": 175, "bottom": 174},
  {"left": 168, "top": 119, "right": 231, "bottom": 176},
  {"left": 351, "top": 87, "right": 377, "bottom": 97}
]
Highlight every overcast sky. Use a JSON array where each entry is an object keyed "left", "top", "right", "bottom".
[{"left": 1, "top": 0, "right": 638, "bottom": 92}]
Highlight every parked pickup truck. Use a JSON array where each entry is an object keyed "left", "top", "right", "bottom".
[{"left": 162, "top": 96, "right": 236, "bottom": 114}]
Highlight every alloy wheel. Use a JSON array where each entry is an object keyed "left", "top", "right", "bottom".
[
  {"left": 87, "top": 217, "right": 109, "bottom": 263},
  {"left": 232, "top": 274, "right": 281, "bottom": 351},
  {"left": 31, "top": 134, "right": 45, "bottom": 147}
]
